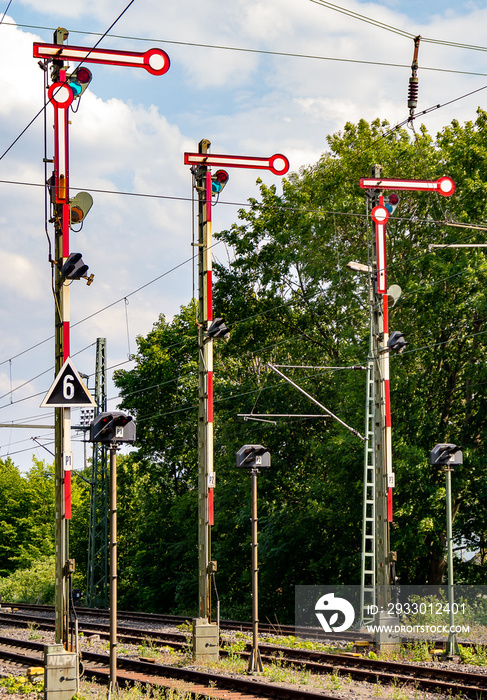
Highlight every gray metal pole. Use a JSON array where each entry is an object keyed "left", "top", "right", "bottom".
[
  {"left": 445, "top": 467, "right": 459, "bottom": 656},
  {"left": 197, "top": 138, "right": 211, "bottom": 620},
  {"left": 369, "top": 166, "right": 391, "bottom": 595},
  {"left": 368, "top": 166, "right": 400, "bottom": 652},
  {"left": 248, "top": 469, "right": 263, "bottom": 673},
  {"left": 108, "top": 446, "right": 119, "bottom": 697}
]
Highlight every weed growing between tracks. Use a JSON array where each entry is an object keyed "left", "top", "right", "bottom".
[
  {"left": 367, "top": 640, "right": 487, "bottom": 665},
  {"left": 0, "top": 678, "right": 216, "bottom": 700},
  {"left": 76, "top": 680, "right": 213, "bottom": 700},
  {"left": 137, "top": 638, "right": 162, "bottom": 660},
  {"left": 0, "top": 675, "right": 43, "bottom": 697},
  {"left": 259, "top": 633, "right": 343, "bottom": 653},
  {"left": 26, "top": 624, "right": 41, "bottom": 642},
  {"left": 458, "top": 644, "right": 487, "bottom": 665},
  {"left": 77, "top": 681, "right": 209, "bottom": 700}
]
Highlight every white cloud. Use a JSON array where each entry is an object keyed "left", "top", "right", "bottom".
[
  {"left": 0, "top": 250, "right": 45, "bottom": 299},
  {"left": 0, "top": 0, "right": 485, "bottom": 469}
]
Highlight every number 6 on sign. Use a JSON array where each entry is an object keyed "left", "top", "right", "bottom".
[
  {"left": 63, "top": 374, "right": 75, "bottom": 401},
  {"left": 41, "top": 357, "right": 96, "bottom": 408}
]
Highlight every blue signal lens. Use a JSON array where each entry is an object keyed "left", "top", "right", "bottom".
[{"left": 68, "top": 80, "right": 82, "bottom": 97}]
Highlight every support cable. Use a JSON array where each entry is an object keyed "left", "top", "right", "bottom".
[
  {"left": 0, "top": 0, "right": 137, "bottom": 163},
  {"left": 9, "top": 16, "right": 487, "bottom": 63},
  {"left": 0, "top": 0, "right": 12, "bottom": 25},
  {"left": 267, "top": 362, "right": 365, "bottom": 440}
]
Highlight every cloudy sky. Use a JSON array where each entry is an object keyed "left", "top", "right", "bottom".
[{"left": 0, "top": 0, "right": 486, "bottom": 470}]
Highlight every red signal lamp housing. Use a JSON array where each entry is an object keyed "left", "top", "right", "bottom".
[
  {"left": 211, "top": 169, "right": 229, "bottom": 195},
  {"left": 67, "top": 67, "right": 92, "bottom": 98},
  {"left": 384, "top": 192, "right": 400, "bottom": 215}
]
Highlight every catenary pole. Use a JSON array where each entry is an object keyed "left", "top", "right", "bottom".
[
  {"left": 185, "top": 144, "right": 288, "bottom": 660},
  {"left": 108, "top": 445, "right": 119, "bottom": 697},
  {"left": 49, "top": 28, "right": 73, "bottom": 646},
  {"left": 195, "top": 138, "right": 214, "bottom": 622},
  {"left": 361, "top": 168, "right": 456, "bottom": 647},
  {"left": 369, "top": 173, "right": 393, "bottom": 593}
]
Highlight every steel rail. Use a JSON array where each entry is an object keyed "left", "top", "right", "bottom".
[{"left": 2, "top": 632, "right": 487, "bottom": 699}]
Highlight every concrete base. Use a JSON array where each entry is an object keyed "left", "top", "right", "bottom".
[
  {"left": 192, "top": 618, "right": 219, "bottom": 662},
  {"left": 374, "top": 613, "right": 401, "bottom": 653},
  {"left": 44, "top": 644, "right": 78, "bottom": 700}
]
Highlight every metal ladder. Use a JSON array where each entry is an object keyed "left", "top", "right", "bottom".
[{"left": 360, "top": 352, "right": 376, "bottom": 626}]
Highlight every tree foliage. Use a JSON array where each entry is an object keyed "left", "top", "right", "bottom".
[
  {"left": 111, "top": 112, "right": 487, "bottom": 619},
  {"left": 4, "top": 113, "right": 487, "bottom": 620},
  {"left": 0, "top": 458, "right": 55, "bottom": 576}
]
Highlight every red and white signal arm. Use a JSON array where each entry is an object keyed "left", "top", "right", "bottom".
[
  {"left": 360, "top": 176, "right": 455, "bottom": 197},
  {"left": 371, "top": 204, "right": 389, "bottom": 294},
  {"left": 184, "top": 152, "right": 290, "bottom": 176},
  {"left": 33, "top": 43, "right": 170, "bottom": 76}
]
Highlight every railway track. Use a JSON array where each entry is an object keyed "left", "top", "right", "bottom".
[
  {"left": 1, "top": 602, "right": 367, "bottom": 642},
  {"left": 2, "top": 613, "right": 487, "bottom": 700},
  {"left": 0, "top": 634, "right": 354, "bottom": 700},
  {"left": 0, "top": 610, "right": 186, "bottom": 648}
]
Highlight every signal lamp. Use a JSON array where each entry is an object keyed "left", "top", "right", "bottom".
[
  {"left": 67, "top": 67, "right": 92, "bottom": 98},
  {"left": 207, "top": 317, "right": 230, "bottom": 341},
  {"left": 90, "top": 411, "right": 136, "bottom": 445},
  {"left": 384, "top": 193, "right": 400, "bottom": 215},
  {"left": 387, "top": 284, "right": 402, "bottom": 308},
  {"left": 388, "top": 330, "right": 407, "bottom": 354},
  {"left": 211, "top": 170, "right": 229, "bottom": 195},
  {"left": 430, "top": 443, "right": 463, "bottom": 467},
  {"left": 69, "top": 192, "right": 93, "bottom": 225},
  {"left": 61, "top": 252, "right": 89, "bottom": 280},
  {"left": 236, "top": 444, "right": 271, "bottom": 469}
]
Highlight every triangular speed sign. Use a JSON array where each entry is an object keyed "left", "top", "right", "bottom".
[{"left": 40, "top": 358, "right": 96, "bottom": 408}]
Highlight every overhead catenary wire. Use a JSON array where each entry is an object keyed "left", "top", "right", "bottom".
[
  {"left": 0, "top": 211, "right": 484, "bottom": 405},
  {"left": 307, "top": 0, "right": 411, "bottom": 39},
  {"left": 1, "top": 7, "right": 487, "bottom": 165},
  {"left": 0, "top": 436, "right": 88, "bottom": 460},
  {"left": 0, "top": 171, "right": 483, "bottom": 379},
  {"left": 10, "top": 286, "right": 486, "bottom": 417},
  {"left": 0, "top": 342, "right": 95, "bottom": 408},
  {"left": 307, "top": 0, "right": 487, "bottom": 54},
  {"left": 2, "top": 11, "right": 486, "bottom": 464},
  {"left": 0, "top": 0, "right": 12, "bottom": 25},
  {"left": 4, "top": 252, "right": 487, "bottom": 442},
  {"left": 1, "top": 51, "right": 486, "bottom": 406},
  {"left": 2, "top": 174, "right": 487, "bottom": 230},
  {"left": 4, "top": 19, "right": 487, "bottom": 76},
  {"left": 5, "top": 313, "right": 487, "bottom": 454},
  {"left": 0, "top": 59, "right": 486, "bottom": 213}
]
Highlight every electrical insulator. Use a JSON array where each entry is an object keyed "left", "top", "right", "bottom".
[
  {"left": 408, "top": 35, "right": 421, "bottom": 116},
  {"left": 408, "top": 76, "right": 418, "bottom": 110}
]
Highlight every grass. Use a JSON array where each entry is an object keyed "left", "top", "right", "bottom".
[
  {"left": 260, "top": 633, "right": 340, "bottom": 654},
  {"left": 27, "top": 621, "right": 42, "bottom": 640},
  {"left": 0, "top": 675, "right": 44, "bottom": 696},
  {"left": 71, "top": 680, "right": 213, "bottom": 700},
  {"left": 400, "top": 641, "right": 433, "bottom": 662},
  {"left": 458, "top": 643, "right": 487, "bottom": 665},
  {"left": 326, "top": 670, "right": 342, "bottom": 691},
  {"left": 137, "top": 637, "right": 161, "bottom": 659}
]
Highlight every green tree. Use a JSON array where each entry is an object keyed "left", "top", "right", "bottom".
[
  {"left": 0, "top": 458, "right": 55, "bottom": 576},
  {"left": 113, "top": 113, "right": 487, "bottom": 620},
  {"left": 214, "top": 112, "right": 487, "bottom": 588},
  {"left": 114, "top": 305, "right": 201, "bottom": 612}
]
